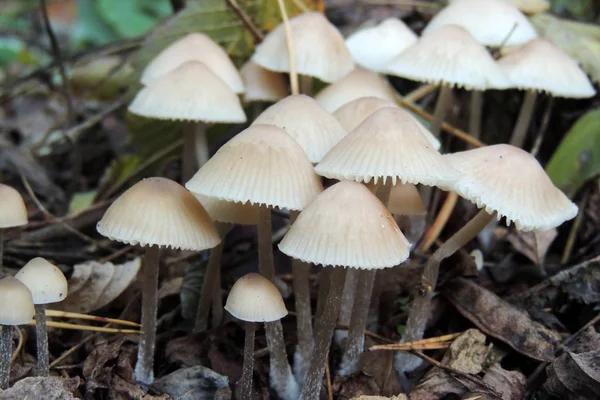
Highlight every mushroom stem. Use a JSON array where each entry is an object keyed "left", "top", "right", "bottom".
[
  {"left": 238, "top": 321, "right": 255, "bottom": 400},
  {"left": 430, "top": 84, "right": 453, "bottom": 137},
  {"left": 34, "top": 304, "right": 49, "bottom": 376},
  {"left": 335, "top": 269, "right": 358, "bottom": 345},
  {"left": 300, "top": 75, "right": 312, "bottom": 96},
  {"left": 0, "top": 229, "right": 4, "bottom": 278},
  {"left": 469, "top": 90, "right": 483, "bottom": 144},
  {"left": 396, "top": 209, "right": 495, "bottom": 373},
  {"left": 0, "top": 325, "right": 12, "bottom": 389},
  {"left": 315, "top": 267, "right": 332, "bottom": 320},
  {"left": 257, "top": 206, "right": 275, "bottom": 281},
  {"left": 182, "top": 123, "right": 199, "bottom": 183},
  {"left": 134, "top": 244, "right": 160, "bottom": 385},
  {"left": 510, "top": 90, "right": 537, "bottom": 148},
  {"left": 212, "top": 264, "right": 223, "bottom": 328}
]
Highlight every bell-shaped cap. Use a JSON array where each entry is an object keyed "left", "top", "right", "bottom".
[
  {"left": 252, "top": 12, "right": 354, "bottom": 83},
  {"left": 444, "top": 144, "right": 578, "bottom": 231},
  {"left": 316, "top": 107, "right": 458, "bottom": 187},
  {"left": 0, "top": 183, "right": 28, "bottom": 228},
  {"left": 129, "top": 61, "right": 247, "bottom": 123},
  {"left": 195, "top": 194, "right": 259, "bottom": 226},
  {"left": 346, "top": 18, "right": 417, "bottom": 73},
  {"left": 240, "top": 61, "right": 289, "bottom": 103},
  {"left": 279, "top": 181, "right": 410, "bottom": 269},
  {"left": 97, "top": 177, "right": 220, "bottom": 251},
  {"left": 387, "top": 25, "right": 511, "bottom": 90},
  {"left": 252, "top": 94, "right": 347, "bottom": 163},
  {"left": 140, "top": 33, "right": 244, "bottom": 93},
  {"left": 15, "top": 257, "right": 68, "bottom": 305},
  {"left": 423, "top": 0, "right": 537, "bottom": 47},
  {"left": 186, "top": 124, "right": 323, "bottom": 211},
  {"left": 225, "top": 273, "right": 287, "bottom": 322},
  {"left": 0, "top": 278, "right": 35, "bottom": 325},
  {"left": 497, "top": 38, "right": 595, "bottom": 98}
]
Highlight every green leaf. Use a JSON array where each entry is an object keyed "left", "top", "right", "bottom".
[
  {"left": 69, "top": 191, "right": 97, "bottom": 215},
  {"left": 97, "top": 0, "right": 166, "bottom": 39},
  {"left": 74, "top": 0, "right": 117, "bottom": 47},
  {"left": 545, "top": 109, "right": 600, "bottom": 198}
]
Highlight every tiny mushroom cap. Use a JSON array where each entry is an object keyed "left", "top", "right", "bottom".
[
  {"left": 15, "top": 257, "right": 68, "bottom": 305},
  {"left": 97, "top": 177, "right": 221, "bottom": 251},
  {"left": 387, "top": 183, "right": 426, "bottom": 216},
  {"left": 252, "top": 94, "right": 347, "bottom": 163},
  {"left": 140, "top": 32, "right": 244, "bottom": 93},
  {"left": 0, "top": 183, "right": 28, "bottom": 228},
  {"left": 444, "top": 144, "right": 579, "bottom": 231},
  {"left": 279, "top": 181, "right": 410, "bottom": 269},
  {"left": 0, "top": 278, "right": 35, "bottom": 325},
  {"left": 240, "top": 61, "right": 289, "bottom": 103},
  {"left": 129, "top": 61, "right": 247, "bottom": 123},
  {"left": 194, "top": 194, "right": 259, "bottom": 226},
  {"left": 225, "top": 272, "right": 287, "bottom": 322},
  {"left": 252, "top": 12, "right": 354, "bottom": 83},
  {"left": 386, "top": 25, "right": 511, "bottom": 90},
  {"left": 315, "top": 68, "right": 398, "bottom": 113},
  {"left": 333, "top": 97, "right": 440, "bottom": 149},
  {"left": 346, "top": 18, "right": 418, "bottom": 73},
  {"left": 422, "top": 0, "right": 538, "bottom": 47},
  {"left": 497, "top": 38, "right": 596, "bottom": 98},
  {"left": 315, "top": 107, "right": 458, "bottom": 187},
  {"left": 186, "top": 124, "right": 323, "bottom": 211}
]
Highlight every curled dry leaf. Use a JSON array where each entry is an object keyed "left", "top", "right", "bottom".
[
  {"left": 504, "top": 228, "right": 557, "bottom": 264},
  {"left": 0, "top": 376, "right": 81, "bottom": 400},
  {"left": 544, "top": 350, "right": 600, "bottom": 399},
  {"left": 443, "top": 278, "right": 560, "bottom": 362},
  {"left": 150, "top": 365, "right": 230, "bottom": 400}
]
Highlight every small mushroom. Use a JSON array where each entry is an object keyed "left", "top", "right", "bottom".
[{"left": 0, "top": 184, "right": 28, "bottom": 273}]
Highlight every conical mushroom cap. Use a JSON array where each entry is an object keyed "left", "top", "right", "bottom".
[
  {"left": 97, "top": 177, "right": 220, "bottom": 251},
  {"left": 0, "top": 183, "right": 28, "bottom": 228},
  {"left": 253, "top": 94, "right": 347, "bottom": 163},
  {"left": 240, "top": 61, "right": 289, "bottom": 103},
  {"left": 140, "top": 32, "right": 244, "bottom": 93},
  {"left": 129, "top": 61, "right": 247, "bottom": 123},
  {"left": 0, "top": 278, "right": 35, "bottom": 325},
  {"left": 497, "top": 38, "right": 595, "bottom": 98},
  {"left": 186, "top": 124, "right": 323, "bottom": 211},
  {"left": 346, "top": 18, "right": 418, "bottom": 73},
  {"left": 15, "top": 257, "right": 68, "bottom": 304},
  {"left": 195, "top": 194, "right": 259, "bottom": 225},
  {"left": 279, "top": 181, "right": 410, "bottom": 269},
  {"left": 423, "top": 0, "right": 537, "bottom": 47},
  {"left": 252, "top": 12, "right": 354, "bottom": 83},
  {"left": 388, "top": 183, "right": 426, "bottom": 216},
  {"left": 225, "top": 273, "right": 287, "bottom": 322},
  {"left": 387, "top": 25, "right": 511, "bottom": 90},
  {"left": 333, "top": 96, "right": 440, "bottom": 149},
  {"left": 444, "top": 144, "right": 578, "bottom": 231},
  {"left": 316, "top": 107, "right": 458, "bottom": 186}
]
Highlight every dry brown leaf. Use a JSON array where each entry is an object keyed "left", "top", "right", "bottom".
[
  {"left": 0, "top": 376, "right": 81, "bottom": 400},
  {"left": 150, "top": 365, "right": 230, "bottom": 399},
  {"left": 94, "top": 258, "right": 141, "bottom": 310},
  {"left": 444, "top": 330, "right": 491, "bottom": 375},
  {"left": 544, "top": 350, "right": 600, "bottom": 399},
  {"left": 504, "top": 228, "right": 557, "bottom": 264},
  {"left": 350, "top": 396, "right": 408, "bottom": 400},
  {"left": 66, "top": 261, "right": 94, "bottom": 294}
]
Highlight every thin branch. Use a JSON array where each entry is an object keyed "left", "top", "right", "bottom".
[{"left": 225, "top": 0, "right": 264, "bottom": 43}]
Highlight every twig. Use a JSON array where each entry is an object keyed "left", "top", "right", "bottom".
[
  {"left": 289, "top": 0, "right": 310, "bottom": 12},
  {"left": 405, "top": 84, "right": 438, "bottom": 103},
  {"left": 28, "top": 320, "right": 140, "bottom": 334},
  {"left": 369, "top": 333, "right": 461, "bottom": 351},
  {"left": 561, "top": 190, "right": 588, "bottom": 264},
  {"left": 276, "top": 0, "right": 299, "bottom": 94},
  {"left": 50, "top": 333, "right": 99, "bottom": 368},
  {"left": 225, "top": 0, "right": 264, "bottom": 43},
  {"left": 359, "top": 0, "right": 441, "bottom": 10},
  {"left": 11, "top": 328, "right": 23, "bottom": 364},
  {"left": 45, "top": 310, "right": 141, "bottom": 328},
  {"left": 325, "top": 361, "right": 333, "bottom": 400},
  {"left": 420, "top": 192, "right": 459, "bottom": 252}
]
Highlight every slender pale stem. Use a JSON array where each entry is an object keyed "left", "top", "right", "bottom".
[
  {"left": 469, "top": 90, "right": 483, "bottom": 143},
  {"left": 315, "top": 267, "right": 331, "bottom": 320},
  {"left": 0, "top": 229, "right": 4, "bottom": 279},
  {"left": 300, "top": 75, "right": 312, "bottom": 96},
  {"left": 182, "top": 123, "right": 198, "bottom": 183},
  {"left": 257, "top": 206, "right": 275, "bottom": 281},
  {"left": 275, "top": 0, "right": 298, "bottom": 95},
  {"left": 430, "top": 85, "right": 453, "bottom": 138},
  {"left": 35, "top": 304, "right": 49, "bottom": 376},
  {"left": 238, "top": 322, "right": 255, "bottom": 400},
  {"left": 134, "top": 245, "right": 160, "bottom": 385},
  {"left": 300, "top": 267, "right": 346, "bottom": 400},
  {"left": 336, "top": 269, "right": 358, "bottom": 344},
  {"left": 510, "top": 90, "right": 538, "bottom": 148},
  {"left": 212, "top": 264, "right": 223, "bottom": 328},
  {"left": 0, "top": 325, "right": 12, "bottom": 389},
  {"left": 193, "top": 121, "right": 209, "bottom": 167}
]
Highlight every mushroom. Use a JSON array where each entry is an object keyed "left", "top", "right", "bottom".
[
  {"left": 0, "top": 277, "right": 34, "bottom": 389},
  {"left": 240, "top": 61, "right": 289, "bottom": 105},
  {"left": 0, "top": 184, "right": 28, "bottom": 273},
  {"left": 279, "top": 181, "right": 410, "bottom": 397},
  {"left": 97, "top": 177, "right": 220, "bottom": 384},
  {"left": 15, "top": 258, "right": 67, "bottom": 376},
  {"left": 225, "top": 273, "right": 287, "bottom": 400}
]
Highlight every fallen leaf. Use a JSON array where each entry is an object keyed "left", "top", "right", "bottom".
[
  {"left": 94, "top": 258, "right": 141, "bottom": 310},
  {"left": 0, "top": 376, "right": 81, "bottom": 399},
  {"left": 150, "top": 365, "right": 230, "bottom": 400},
  {"left": 350, "top": 396, "right": 408, "bottom": 400},
  {"left": 480, "top": 363, "right": 526, "bottom": 400},
  {"left": 504, "top": 228, "right": 557, "bottom": 264},
  {"left": 360, "top": 343, "right": 403, "bottom": 396},
  {"left": 544, "top": 350, "right": 600, "bottom": 399},
  {"left": 445, "top": 329, "right": 491, "bottom": 375},
  {"left": 83, "top": 337, "right": 128, "bottom": 395}
]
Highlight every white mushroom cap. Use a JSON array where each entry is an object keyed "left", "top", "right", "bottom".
[
  {"left": 279, "top": 181, "right": 410, "bottom": 269},
  {"left": 0, "top": 278, "right": 35, "bottom": 325},
  {"left": 225, "top": 273, "right": 287, "bottom": 322},
  {"left": 15, "top": 257, "right": 68, "bottom": 305},
  {"left": 0, "top": 184, "right": 28, "bottom": 228},
  {"left": 240, "top": 61, "right": 289, "bottom": 103}
]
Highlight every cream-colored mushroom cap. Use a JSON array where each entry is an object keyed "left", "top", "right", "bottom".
[
  {"left": 315, "top": 68, "right": 398, "bottom": 113},
  {"left": 386, "top": 25, "right": 511, "bottom": 90},
  {"left": 279, "top": 181, "right": 410, "bottom": 269},
  {"left": 497, "top": 38, "right": 595, "bottom": 98},
  {"left": 0, "top": 278, "right": 35, "bottom": 325},
  {"left": 423, "top": 0, "right": 537, "bottom": 47},
  {"left": 129, "top": 61, "right": 247, "bottom": 123},
  {"left": 509, "top": 0, "right": 550, "bottom": 14},
  {"left": 15, "top": 257, "right": 67, "bottom": 304},
  {"left": 140, "top": 33, "right": 244, "bottom": 93},
  {"left": 225, "top": 272, "right": 287, "bottom": 322},
  {"left": 252, "top": 95, "right": 347, "bottom": 163},
  {"left": 388, "top": 183, "right": 426, "bottom": 216},
  {"left": 240, "top": 61, "right": 288, "bottom": 103},
  {"left": 333, "top": 97, "right": 440, "bottom": 149},
  {"left": 316, "top": 107, "right": 458, "bottom": 187},
  {"left": 444, "top": 144, "right": 578, "bottom": 231},
  {"left": 252, "top": 12, "right": 354, "bottom": 83},
  {"left": 186, "top": 124, "right": 323, "bottom": 211},
  {"left": 0, "top": 183, "right": 28, "bottom": 228},
  {"left": 97, "top": 177, "right": 220, "bottom": 251},
  {"left": 346, "top": 18, "right": 418, "bottom": 73},
  {"left": 194, "top": 194, "right": 259, "bottom": 225}
]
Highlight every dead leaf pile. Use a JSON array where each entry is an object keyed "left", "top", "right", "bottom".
[{"left": 0, "top": 376, "right": 81, "bottom": 399}]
